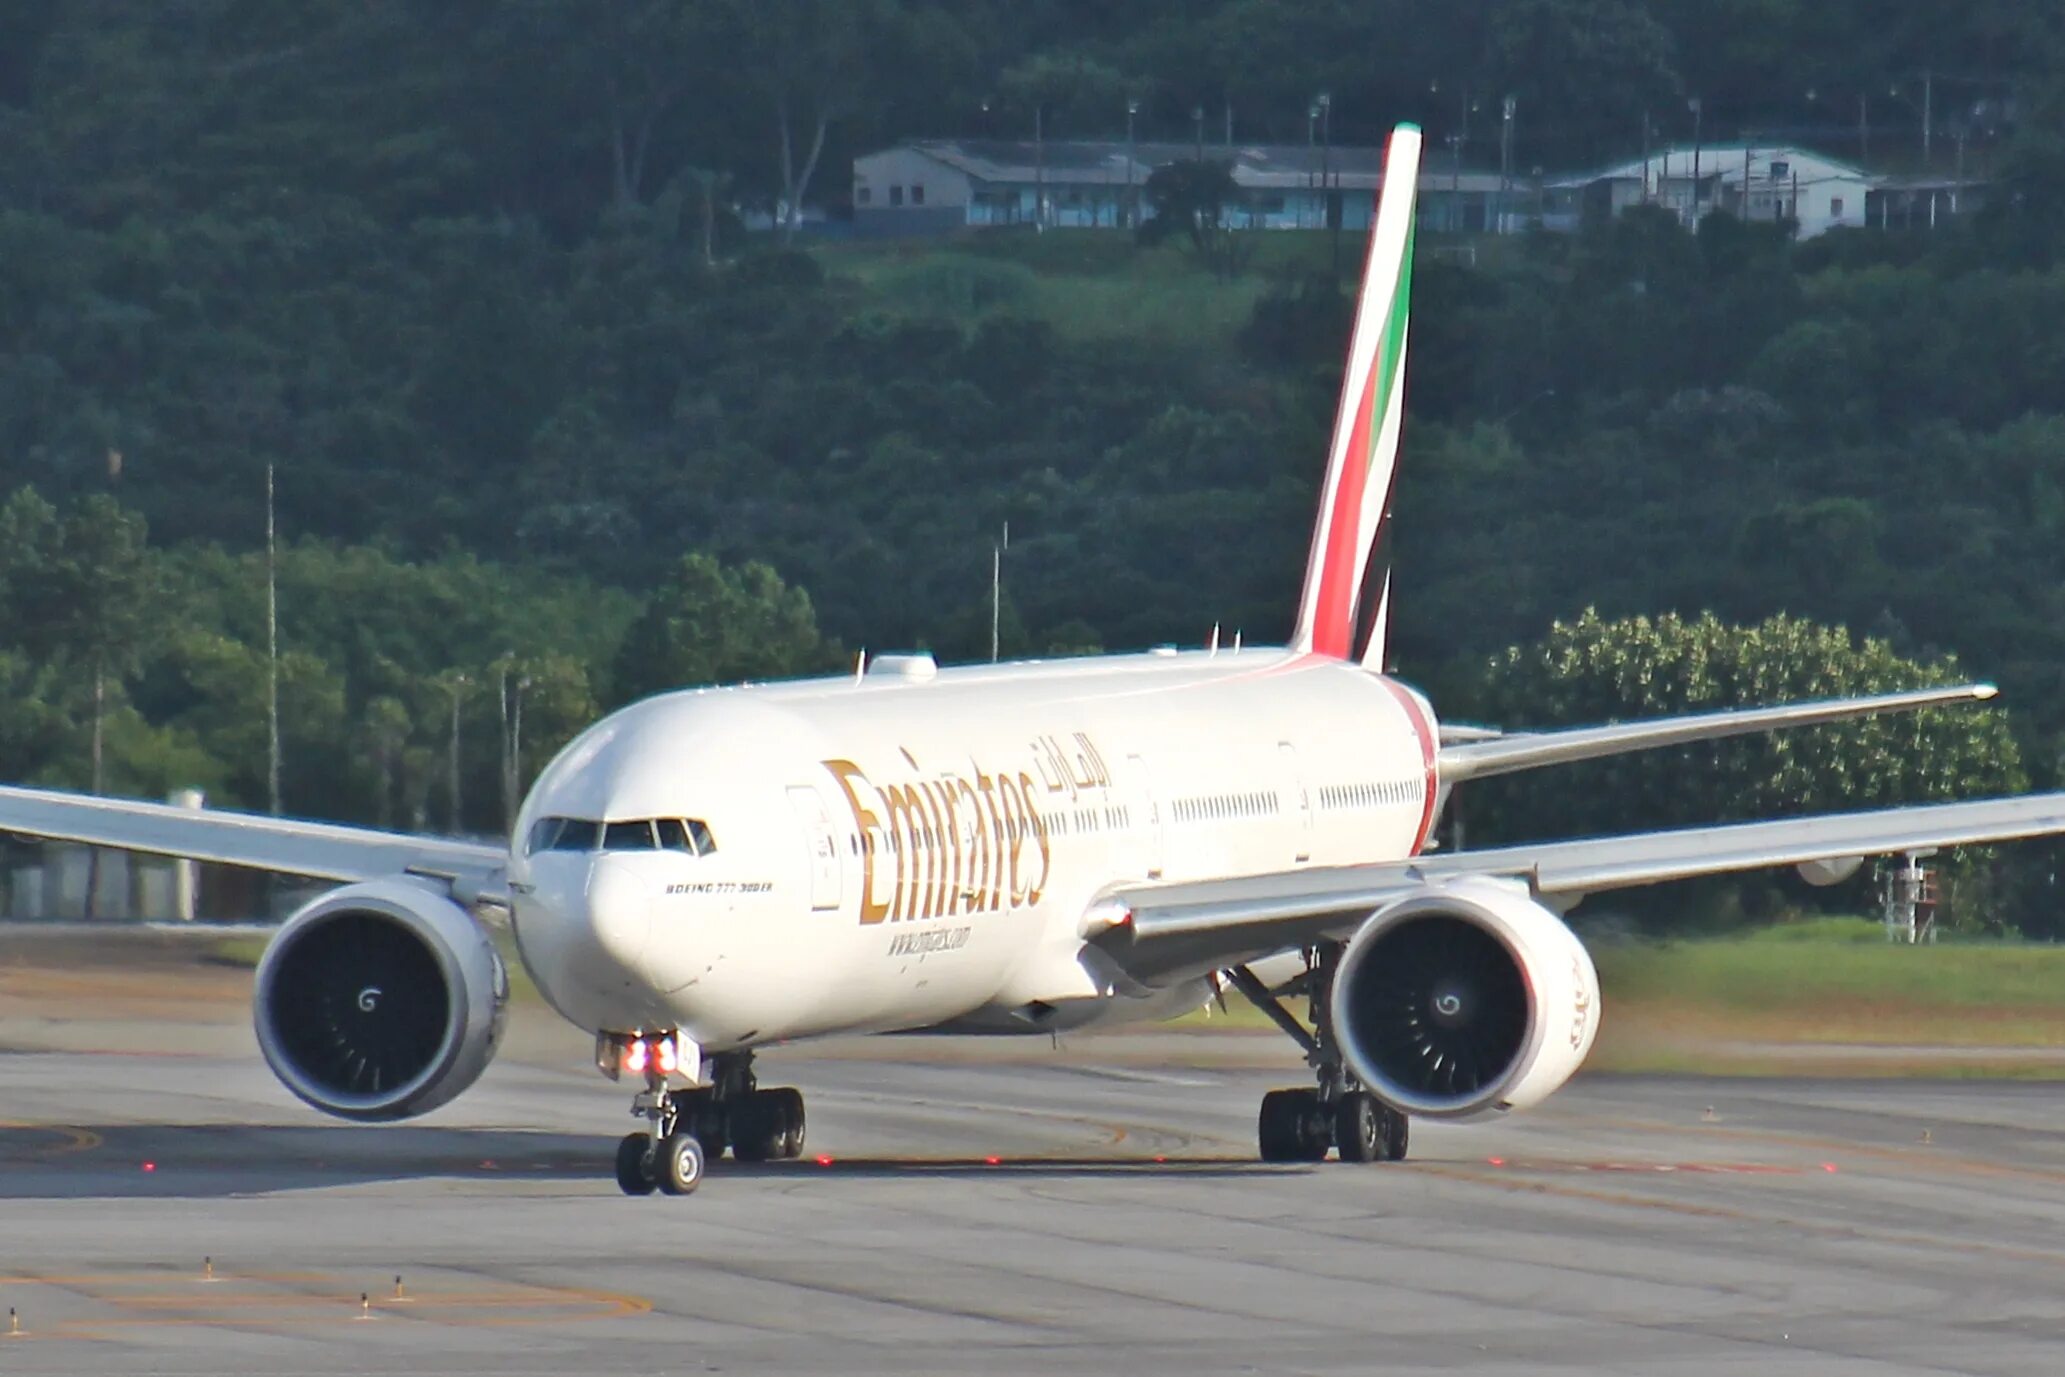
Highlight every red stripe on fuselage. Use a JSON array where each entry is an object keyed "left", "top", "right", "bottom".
[{"left": 1379, "top": 677, "right": 1439, "bottom": 855}]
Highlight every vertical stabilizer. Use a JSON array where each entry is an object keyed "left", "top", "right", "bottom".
[{"left": 1289, "top": 123, "right": 1420, "bottom": 662}]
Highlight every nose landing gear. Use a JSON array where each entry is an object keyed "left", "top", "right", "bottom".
[{"left": 604, "top": 1036, "right": 807, "bottom": 1195}]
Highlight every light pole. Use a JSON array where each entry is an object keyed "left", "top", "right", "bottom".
[
  {"left": 1317, "top": 91, "right": 1335, "bottom": 268},
  {"left": 446, "top": 672, "right": 467, "bottom": 834},
  {"left": 1306, "top": 101, "right": 1318, "bottom": 230},
  {"left": 1887, "top": 73, "right": 1934, "bottom": 169},
  {"left": 1034, "top": 103, "right": 1045, "bottom": 229},
  {"left": 1498, "top": 95, "right": 1516, "bottom": 234},
  {"left": 1192, "top": 103, "right": 1204, "bottom": 163},
  {"left": 1688, "top": 95, "right": 1703, "bottom": 218},
  {"left": 1125, "top": 96, "right": 1139, "bottom": 228}
]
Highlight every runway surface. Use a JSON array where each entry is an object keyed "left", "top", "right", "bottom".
[{"left": 5, "top": 935, "right": 2065, "bottom": 1374}]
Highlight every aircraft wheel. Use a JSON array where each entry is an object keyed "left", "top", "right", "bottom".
[
  {"left": 1380, "top": 1103, "right": 1410, "bottom": 1162},
  {"left": 1260, "top": 1088, "right": 1322, "bottom": 1162},
  {"left": 1335, "top": 1092, "right": 1383, "bottom": 1163},
  {"left": 657, "top": 1132, "right": 706, "bottom": 1195},
  {"left": 615, "top": 1132, "right": 657, "bottom": 1196},
  {"left": 768, "top": 1088, "right": 806, "bottom": 1159}
]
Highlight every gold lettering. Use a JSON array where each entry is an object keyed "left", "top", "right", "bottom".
[
  {"left": 823, "top": 760, "right": 888, "bottom": 926},
  {"left": 956, "top": 775, "right": 990, "bottom": 912},
  {"left": 1017, "top": 771, "right": 1052, "bottom": 904},
  {"left": 880, "top": 783, "right": 924, "bottom": 921}
]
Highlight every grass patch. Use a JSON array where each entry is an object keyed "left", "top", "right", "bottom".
[
  {"left": 820, "top": 233, "right": 1280, "bottom": 351},
  {"left": 1178, "top": 929, "right": 2065, "bottom": 1079}
]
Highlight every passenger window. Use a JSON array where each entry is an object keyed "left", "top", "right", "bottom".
[
  {"left": 654, "top": 818, "right": 694, "bottom": 852},
  {"left": 604, "top": 820, "right": 657, "bottom": 850},
  {"left": 687, "top": 819, "right": 717, "bottom": 855},
  {"left": 547, "top": 818, "right": 600, "bottom": 852}
]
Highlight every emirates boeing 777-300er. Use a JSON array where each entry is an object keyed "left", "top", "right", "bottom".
[{"left": 7, "top": 123, "right": 2065, "bottom": 1195}]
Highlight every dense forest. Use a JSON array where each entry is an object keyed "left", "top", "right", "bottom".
[{"left": 6, "top": 2, "right": 2065, "bottom": 928}]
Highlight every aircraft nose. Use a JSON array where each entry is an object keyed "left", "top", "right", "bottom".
[
  {"left": 512, "top": 853, "right": 662, "bottom": 1030},
  {"left": 584, "top": 855, "right": 653, "bottom": 977}
]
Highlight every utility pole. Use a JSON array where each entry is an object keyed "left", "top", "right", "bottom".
[
  {"left": 447, "top": 673, "right": 467, "bottom": 834},
  {"left": 1318, "top": 92, "right": 1336, "bottom": 270},
  {"left": 1688, "top": 95, "right": 1703, "bottom": 220},
  {"left": 265, "top": 462, "right": 280, "bottom": 817},
  {"left": 989, "top": 523, "right": 1009, "bottom": 663},
  {"left": 1498, "top": 95, "right": 1516, "bottom": 235},
  {"left": 1125, "top": 97, "right": 1139, "bottom": 229},
  {"left": 1922, "top": 69, "right": 1933, "bottom": 169},
  {"left": 1641, "top": 110, "right": 1653, "bottom": 203},
  {"left": 1859, "top": 93, "right": 1870, "bottom": 163},
  {"left": 1192, "top": 103, "right": 1204, "bottom": 163},
  {"left": 1034, "top": 104, "right": 1045, "bottom": 229}
]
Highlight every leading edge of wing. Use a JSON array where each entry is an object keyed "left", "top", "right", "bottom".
[
  {"left": 1436, "top": 683, "right": 1998, "bottom": 784},
  {"left": 1099, "top": 791, "right": 2065, "bottom": 982},
  {"left": 0, "top": 784, "right": 506, "bottom": 888}
]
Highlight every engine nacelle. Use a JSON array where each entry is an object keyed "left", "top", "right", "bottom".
[
  {"left": 253, "top": 877, "right": 509, "bottom": 1122},
  {"left": 1330, "top": 876, "right": 1598, "bottom": 1121}
]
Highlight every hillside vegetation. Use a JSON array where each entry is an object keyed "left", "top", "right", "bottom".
[{"left": 4, "top": 4, "right": 2065, "bottom": 933}]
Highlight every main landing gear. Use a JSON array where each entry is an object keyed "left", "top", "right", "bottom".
[
  {"left": 1228, "top": 945, "right": 1409, "bottom": 1166},
  {"left": 609, "top": 1039, "right": 807, "bottom": 1196}
]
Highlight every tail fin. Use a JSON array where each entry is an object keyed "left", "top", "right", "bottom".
[{"left": 1289, "top": 123, "right": 1421, "bottom": 663}]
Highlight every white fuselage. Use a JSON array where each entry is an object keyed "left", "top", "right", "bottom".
[{"left": 506, "top": 648, "right": 1439, "bottom": 1051}]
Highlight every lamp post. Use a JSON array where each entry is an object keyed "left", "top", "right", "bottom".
[
  {"left": 1034, "top": 103, "right": 1045, "bottom": 229},
  {"left": 1306, "top": 101, "right": 1319, "bottom": 230},
  {"left": 1498, "top": 94, "right": 1516, "bottom": 234},
  {"left": 1317, "top": 91, "right": 1335, "bottom": 268},
  {"left": 1688, "top": 95, "right": 1703, "bottom": 218},
  {"left": 1125, "top": 97, "right": 1139, "bottom": 228}
]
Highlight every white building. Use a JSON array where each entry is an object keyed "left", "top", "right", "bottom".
[
  {"left": 852, "top": 139, "right": 1510, "bottom": 237},
  {"left": 1547, "top": 144, "right": 1878, "bottom": 238}
]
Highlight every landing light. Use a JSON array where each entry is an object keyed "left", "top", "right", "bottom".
[{"left": 619, "top": 1033, "right": 682, "bottom": 1078}]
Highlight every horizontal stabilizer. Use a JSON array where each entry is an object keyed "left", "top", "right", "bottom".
[{"left": 1437, "top": 683, "right": 1999, "bottom": 784}]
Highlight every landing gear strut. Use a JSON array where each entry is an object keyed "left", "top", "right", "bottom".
[
  {"left": 1231, "top": 946, "right": 1408, "bottom": 1165},
  {"left": 608, "top": 1038, "right": 808, "bottom": 1195}
]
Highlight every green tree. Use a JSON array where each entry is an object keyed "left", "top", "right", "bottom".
[
  {"left": 1137, "top": 159, "right": 1256, "bottom": 277},
  {"left": 1461, "top": 610, "right": 2026, "bottom": 850},
  {"left": 612, "top": 553, "right": 838, "bottom": 704}
]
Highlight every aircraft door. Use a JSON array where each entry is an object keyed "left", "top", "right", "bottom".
[
  {"left": 786, "top": 784, "right": 844, "bottom": 912},
  {"left": 1126, "top": 753, "right": 1165, "bottom": 879},
  {"left": 1278, "top": 741, "right": 1312, "bottom": 863}
]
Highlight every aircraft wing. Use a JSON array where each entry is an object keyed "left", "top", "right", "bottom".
[
  {"left": 1094, "top": 791, "right": 2065, "bottom": 985},
  {"left": 0, "top": 785, "right": 507, "bottom": 898},
  {"left": 1436, "top": 683, "right": 1998, "bottom": 784}
]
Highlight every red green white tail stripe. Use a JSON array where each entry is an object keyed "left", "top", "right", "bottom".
[{"left": 1290, "top": 123, "right": 1420, "bottom": 663}]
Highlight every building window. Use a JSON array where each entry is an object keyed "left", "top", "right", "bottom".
[
  {"left": 856, "top": 187, "right": 872, "bottom": 205},
  {"left": 1770, "top": 161, "right": 1790, "bottom": 181},
  {"left": 910, "top": 184, "right": 925, "bottom": 205},
  {"left": 1830, "top": 197, "right": 1844, "bottom": 218},
  {"left": 889, "top": 185, "right": 904, "bottom": 207}
]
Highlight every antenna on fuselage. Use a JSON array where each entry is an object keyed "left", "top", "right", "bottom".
[
  {"left": 854, "top": 649, "right": 867, "bottom": 684},
  {"left": 1208, "top": 623, "right": 1221, "bottom": 655}
]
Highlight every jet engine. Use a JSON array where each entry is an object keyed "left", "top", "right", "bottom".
[
  {"left": 1330, "top": 876, "right": 1598, "bottom": 1121},
  {"left": 253, "top": 876, "right": 508, "bottom": 1122}
]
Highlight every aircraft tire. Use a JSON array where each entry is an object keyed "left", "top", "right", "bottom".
[{"left": 615, "top": 1132, "right": 657, "bottom": 1195}]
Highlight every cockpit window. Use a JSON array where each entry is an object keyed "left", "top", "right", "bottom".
[
  {"left": 604, "top": 820, "right": 657, "bottom": 851},
  {"left": 530, "top": 815, "right": 711, "bottom": 856},
  {"left": 528, "top": 817, "right": 601, "bottom": 854}
]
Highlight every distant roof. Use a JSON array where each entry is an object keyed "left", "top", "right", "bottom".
[
  {"left": 862, "top": 139, "right": 1507, "bottom": 194},
  {"left": 1550, "top": 143, "right": 1878, "bottom": 190}
]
